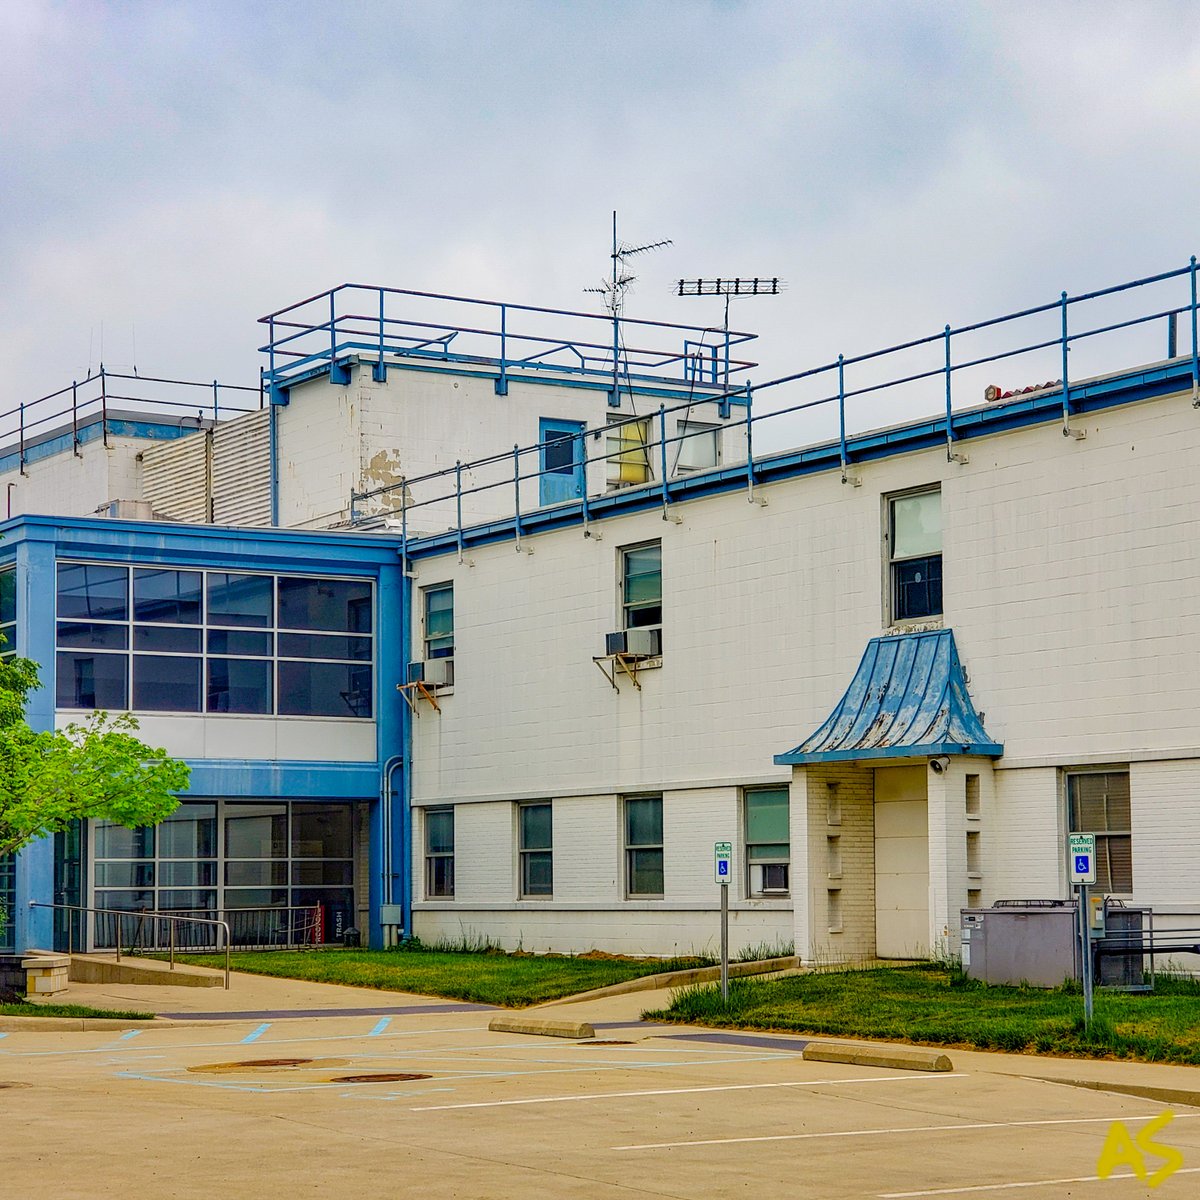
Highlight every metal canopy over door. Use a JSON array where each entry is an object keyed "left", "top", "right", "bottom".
[
  {"left": 874, "top": 765, "right": 929, "bottom": 958},
  {"left": 539, "top": 418, "right": 585, "bottom": 506}
]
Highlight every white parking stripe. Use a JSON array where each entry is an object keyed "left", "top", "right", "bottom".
[
  {"left": 412, "top": 1072, "right": 966, "bottom": 1111},
  {"left": 616, "top": 1110, "right": 1200, "bottom": 1151},
  {"left": 879, "top": 1166, "right": 1200, "bottom": 1197}
]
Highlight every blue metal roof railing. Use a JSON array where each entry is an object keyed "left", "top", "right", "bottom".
[
  {"left": 0, "top": 367, "right": 264, "bottom": 474},
  {"left": 347, "top": 256, "right": 1200, "bottom": 550},
  {"left": 257, "top": 283, "right": 759, "bottom": 406}
]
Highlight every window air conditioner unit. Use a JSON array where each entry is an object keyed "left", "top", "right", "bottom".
[
  {"left": 408, "top": 659, "right": 454, "bottom": 687},
  {"left": 605, "top": 629, "right": 657, "bottom": 658}
]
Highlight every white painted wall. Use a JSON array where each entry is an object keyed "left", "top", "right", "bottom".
[
  {"left": 409, "top": 387, "right": 1200, "bottom": 951},
  {"left": 1, "top": 435, "right": 146, "bottom": 519}
]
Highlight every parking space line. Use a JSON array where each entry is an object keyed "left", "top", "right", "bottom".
[
  {"left": 412, "top": 1072, "right": 966, "bottom": 1111},
  {"left": 117, "top": 1030, "right": 143, "bottom": 1041},
  {"left": 879, "top": 1166, "right": 1200, "bottom": 1197},
  {"left": 616, "top": 1110, "right": 1200, "bottom": 1151},
  {"left": 240, "top": 1023, "right": 271, "bottom": 1044},
  {"left": 368, "top": 1018, "right": 392, "bottom": 1037}
]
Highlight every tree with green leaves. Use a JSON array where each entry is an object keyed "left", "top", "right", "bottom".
[{"left": 0, "top": 652, "right": 190, "bottom": 860}]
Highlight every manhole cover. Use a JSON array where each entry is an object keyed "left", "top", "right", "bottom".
[
  {"left": 580, "top": 1040, "right": 634, "bottom": 1046},
  {"left": 330, "top": 1073, "right": 431, "bottom": 1084}
]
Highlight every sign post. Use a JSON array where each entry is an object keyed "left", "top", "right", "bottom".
[
  {"left": 1068, "top": 833, "right": 1097, "bottom": 1025},
  {"left": 714, "top": 841, "right": 732, "bottom": 1003}
]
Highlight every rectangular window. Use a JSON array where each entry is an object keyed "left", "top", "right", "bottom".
[
  {"left": 519, "top": 803, "right": 553, "bottom": 898},
  {"left": 625, "top": 795, "right": 664, "bottom": 897},
  {"left": 424, "top": 584, "right": 454, "bottom": 660},
  {"left": 56, "top": 563, "right": 375, "bottom": 718},
  {"left": 674, "top": 420, "right": 720, "bottom": 473},
  {"left": 745, "top": 787, "right": 790, "bottom": 897},
  {"left": 606, "top": 417, "right": 651, "bottom": 488},
  {"left": 0, "top": 567, "right": 15, "bottom": 659},
  {"left": 621, "top": 542, "right": 662, "bottom": 653},
  {"left": 1067, "top": 771, "right": 1132, "bottom": 893},
  {"left": 889, "top": 488, "right": 942, "bottom": 622},
  {"left": 425, "top": 808, "right": 455, "bottom": 898}
]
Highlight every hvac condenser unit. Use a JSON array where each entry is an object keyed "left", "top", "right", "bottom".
[
  {"left": 407, "top": 659, "right": 454, "bottom": 688},
  {"left": 605, "top": 629, "right": 657, "bottom": 658}
]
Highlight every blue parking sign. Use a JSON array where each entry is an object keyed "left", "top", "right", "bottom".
[{"left": 1074, "top": 854, "right": 1090, "bottom": 874}]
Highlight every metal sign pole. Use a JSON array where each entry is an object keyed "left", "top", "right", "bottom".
[
  {"left": 1080, "top": 881, "right": 1094, "bottom": 1024},
  {"left": 720, "top": 883, "right": 729, "bottom": 1003}
]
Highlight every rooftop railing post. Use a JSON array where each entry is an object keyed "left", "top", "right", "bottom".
[
  {"left": 212, "top": 380, "right": 219, "bottom": 424},
  {"left": 744, "top": 382, "right": 757, "bottom": 501},
  {"left": 268, "top": 317, "right": 277, "bottom": 388},
  {"left": 373, "top": 287, "right": 388, "bottom": 383},
  {"left": 659, "top": 404, "right": 670, "bottom": 516},
  {"left": 72, "top": 380, "right": 80, "bottom": 456},
  {"left": 329, "top": 291, "right": 338, "bottom": 367},
  {"left": 513, "top": 444, "right": 523, "bottom": 549},
  {"left": 496, "top": 304, "right": 509, "bottom": 396},
  {"left": 943, "top": 324, "right": 954, "bottom": 459},
  {"left": 1061, "top": 291, "right": 1076, "bottom": 437},
  {"left": 18, "top": 402, "right": 26, "bottom": 476},
  {"left": 259, "top": 365, "right": 266, "bottom": 410},
  {"left": 1191, "top": 256, "right": 1199, "bottom": 407},
  {"left": 838, "top": 354, "right": 849, "bottom": 483},
  {"left": 100, "top": 363, "right": 109, "bottom": 447},
  {"left": 580, "top": 430, "right": 593, "bottom": 535},
  {"left": 455, "top": 460, "right": 465, "bottom": 563}
]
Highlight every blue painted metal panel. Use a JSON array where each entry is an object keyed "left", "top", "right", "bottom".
[
  {"left": 774, "top": 630, "right": 1002, "bottom": 765},
  {"left": 181, "top": 759, "right": 381, "bottom": 798}
]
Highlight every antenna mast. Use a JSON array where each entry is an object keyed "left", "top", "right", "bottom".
[
  {"left": 585, "top": 211, "right": 672, "bottom": 406},
  {"left": 674, "top": 275, "right": 784, "bottom": 387}
]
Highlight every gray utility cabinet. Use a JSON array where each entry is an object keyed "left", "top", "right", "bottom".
[{"left": 961, "top": 902, "right": 1079, "bottom": 987}]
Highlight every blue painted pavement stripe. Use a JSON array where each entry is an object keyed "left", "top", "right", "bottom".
[
  {"left": 118, "top": 1030, "right": 143, "bottom": 1041},
  {"left": 159, "top": 1003, "right": 495, "bottom": 1020},
  {"left": 368, "top": 1018, "right": 391, "bottom": 1037},
  {"left": 241, "top": 1023, "right": 271, "bottom": 1044}
]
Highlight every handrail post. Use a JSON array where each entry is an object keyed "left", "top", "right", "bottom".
[
  {"left": 838, "top": 354, "right": 849, "bottom": 483},
  {"left": 1061, "top": 291, "right": 1072, "bottom": 434},
  {"left": 658, "top": 404, "right": 670, "bottom": 516},
  {"left": 1190, "top": 256, "right": 1198, "bottom": 407},
  {"left": 268, "top": 317, "right": 277, "bottom": 389},
  {"left": 329, "top": 291, "right": 338, "bottom": 367},
  {"left": 744, "top": 382, "right": 756, "bottom": 501},
  {"left": 943, "top": 324, "right": 954, "bottom": 459},
  {"left": 223, "top": 922, "right": 231, "bottom": 990},
  {"left": 513, "top": 444, "right": 523, "bottom": 549},
  {"left": 496, "top": 304, "right": 509, "bottom": 395},
  {"left": 169, "top": 918, "right": 175, "bottom": 971},
  {"left": 377, "top": 287, "right": 386, "bottom": 381},
  {"left": 72, "top": 380, "right": 80, "bottom": 456},
  {"left": 115, "top": 911, "right": 121, "bottom": 963},
  {"left": 212, "top": 380, "right": 219, "bottom": 423},
  {"left": 18, "top": 402, "right": 26, "bottom": 476},
  {"left": 100, "top": 363, "right": 109, "bottom": 447},
  {"left": 455, "top": 460, "right": 465, "bottom": 563}
]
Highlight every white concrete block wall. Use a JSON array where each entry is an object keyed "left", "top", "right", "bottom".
[
  {"left": 1, "top": 437, "right": 146, "bottom": 519},
  {"left": 408, "top": 386, "right": 1200, "bottom": 950}
]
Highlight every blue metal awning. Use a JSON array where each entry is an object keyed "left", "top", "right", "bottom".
[{"left": 774, "top": 629, "right": 1002, "bottom": 765}]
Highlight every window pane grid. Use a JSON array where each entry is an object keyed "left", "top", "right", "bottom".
[
  {"left": 745, "top": 787, "right": 790, "bottom": 897},
  {"left": 424, "top": 808, "right": 455, "bottom": 898},
  {"left": 889, "top": 489, "right": 943, "bottom": 621},
  {"left": 625, "top": 797, "right": 663, "bottom": 896},
  {"left": 1067, "top": 772, "right": 1132, "bottom": 893},
  {"left": 56, "top": 563, "right": 374, "bottom": 718},
  {"left": 519, "top": 804, "right": 553, "bottom": 898}
]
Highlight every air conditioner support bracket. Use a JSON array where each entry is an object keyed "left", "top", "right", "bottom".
[
  {"left": 397, "top": 680, "right": 442, "bottom": 715},
  {"left": 593, "top": 653, "right": 642, "bottom": 692}
]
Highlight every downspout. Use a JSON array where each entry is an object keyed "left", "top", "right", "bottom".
[
  {"left": 380, "top": 754, "right": 403, "bottom": 945},
  {"left": 398, "top": 529, "right": 414, "bottom": 941},
  {"left": 268, "top": 400, "right": 280, "bottom": 527}
]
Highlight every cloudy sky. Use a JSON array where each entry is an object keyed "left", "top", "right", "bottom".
[{"left": 3, "top": 1, "right": 1199, "bottom": 445}]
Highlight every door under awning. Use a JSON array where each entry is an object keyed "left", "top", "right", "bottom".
[{"left": 775, "top": 629, "right": 1002, "bottom": 765}]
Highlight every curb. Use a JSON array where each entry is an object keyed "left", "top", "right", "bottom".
[
  {"left": 535, "top": 956, "right": 798, "bottom": 1007},
  {"left": 803, "top": 1041, "right": 953, "bottom": 1072},
  {"left": 489, "top": 1015, "right": 596, "bottom": 1039}
]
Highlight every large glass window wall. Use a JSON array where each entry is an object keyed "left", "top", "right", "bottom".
[
  {"left": 55, "top": 564, "right": 374, "bottom": 718},
  {"left": 0, "top": 566, "right": 15, "bottom": 659},
  {"left": 91, "top": 800, "right": 359, "bottom": 947}
]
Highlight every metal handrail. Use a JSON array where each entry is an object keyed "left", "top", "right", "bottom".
[{"left": 29, "top": 901, "right": 231, "bottom": 989}]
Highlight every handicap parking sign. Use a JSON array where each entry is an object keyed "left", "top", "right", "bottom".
[
  {"left": 1074, "top": 854, "right": 1090, "bottom": 875},
  {"left": 1068, "top": 834, "right": 1096, "bottom": 884}
]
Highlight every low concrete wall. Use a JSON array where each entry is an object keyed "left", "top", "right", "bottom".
[{"left": 68, "top": 955, "right": 224, "bottom": 988}]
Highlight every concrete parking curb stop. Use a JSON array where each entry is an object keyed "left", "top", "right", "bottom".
[
  {"left": 803, "top": 1041, "right": 953, "bottom": 1072},
  {"left": 488, "top": 1015, "right": 596, "bottom": 1039}
]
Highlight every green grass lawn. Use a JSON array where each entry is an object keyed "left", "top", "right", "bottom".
[
  {"left": 166, "top": 946, "right": 711, "bottom": 1007},
  {"left": 645, "top": 965, "right": 1200, "bottom": 1064},
  {"left": 0, "top": 1002, "right": 153, "bottom": 1020}
]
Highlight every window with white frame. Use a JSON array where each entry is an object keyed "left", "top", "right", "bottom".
[
  {"left": 745, "top": 786, "right": 790, "bottom": 897},
  {"left": 1067, "top": 770, "right": 1132, "bottom": 894},
  {"left": 54, "top": 564, "right": 374, "bottom": 717},
  {"left": 625, "top": 795, "right": 663, "bottom": 897},
  {"left": 424, "top": 808, "right": 455, "bottom": 898},
  {"left": 519, "top": 803, "right": 552, "bottom": 898},
  {"left": 423, "top": 584, "right": 454, "bottom": 661},
  {"left": 888, "top": 487, "right": 942, "bottom": 622},
  {"left": 606, "top": 416, "right": 651, "bottom": 488},
  {"left": 621, "top": 541, "right": 662, "bottom": 654},
  {"left": 674, "top": 420, "right": 720, "bottom": 473}
]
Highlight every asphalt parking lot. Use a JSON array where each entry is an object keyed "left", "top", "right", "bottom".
[{"left": 5, "top": 982, "right": 1200, "bottom": 1198}]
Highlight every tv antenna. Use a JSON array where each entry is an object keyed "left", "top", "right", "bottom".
[
  {"left": 675, "top": 275, "right": 785, "bottom": 339},
  {"left": 586, "top": 211, "right": 672, "bottom": 404}
]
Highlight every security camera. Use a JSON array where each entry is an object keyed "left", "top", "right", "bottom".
[{"left": 929, "top": 756, "right": 951, "bottom": 775}]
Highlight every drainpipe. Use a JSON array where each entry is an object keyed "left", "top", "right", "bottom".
[{"left": 380, "top": 754, "right": 403, "bottom": 946}]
